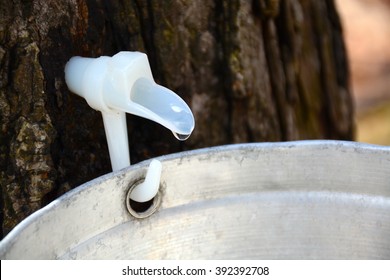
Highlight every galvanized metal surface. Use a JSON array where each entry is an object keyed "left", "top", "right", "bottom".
[{"left": 1, "top": 140, "right": 390, "bottom": 259}]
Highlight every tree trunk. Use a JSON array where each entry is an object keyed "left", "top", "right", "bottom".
[{"left": 0, "top": 0, "right": 353, "bottom": 238}]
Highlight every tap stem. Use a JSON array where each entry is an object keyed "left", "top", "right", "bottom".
[{"left": 101, "top": 110, "right": 130, "bottom": 171}]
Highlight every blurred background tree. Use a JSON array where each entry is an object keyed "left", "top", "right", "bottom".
[{"left": 0, "top": 0, "right": 353, "bottom": 237}]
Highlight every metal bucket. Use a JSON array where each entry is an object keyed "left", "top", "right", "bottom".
[{"left": 1, "top": 140, "right": 390, "bottom": 259}]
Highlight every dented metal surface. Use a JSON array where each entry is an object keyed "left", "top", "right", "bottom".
[{"left": 1, "top": 140, "right": 390, "bottom": 259}]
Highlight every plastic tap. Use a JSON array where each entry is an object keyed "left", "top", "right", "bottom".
[{"left": 64, "top": 51, "right": 195, "bottom": 202}]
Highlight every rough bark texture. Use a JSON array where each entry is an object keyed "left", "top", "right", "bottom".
[{"left": 0, "top": 0, "right": 353, "bottom": 238}]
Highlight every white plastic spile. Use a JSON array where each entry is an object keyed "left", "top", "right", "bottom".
[
  {"left": 64, "top": 51, "right": 195, "bottom": 202},
  {"left": 64, "top": 51, "right": 194, "bottom": 169}
]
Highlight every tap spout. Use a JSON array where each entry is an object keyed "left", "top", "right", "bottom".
[
  {"left": 65, "top": 51, "right": 195, "bottom": 174},
  {"left": 107, "top": 77, "right": 194, "bottom": 140}
]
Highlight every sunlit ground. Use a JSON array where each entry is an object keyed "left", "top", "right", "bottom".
[{"left": 357, "top": 102, "right": 390, "bottom": 146}]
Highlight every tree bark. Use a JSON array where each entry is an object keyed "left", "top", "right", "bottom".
[{"left": 0, "top": 0, "right": 353, "bottom": 237}]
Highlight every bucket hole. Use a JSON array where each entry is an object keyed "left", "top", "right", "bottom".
[
  {"left": 128, "top": 198, "right": 154, "bottom": 213},
  {"left": 126, "top": 180, "right": 161, "bottom": 219}
]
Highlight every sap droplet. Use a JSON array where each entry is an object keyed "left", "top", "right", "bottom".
[{"left": 172, "top": 131, "right": 191, "bottom": 141}]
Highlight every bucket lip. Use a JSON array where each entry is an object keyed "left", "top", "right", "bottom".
[
  {"left": 151, "top": 139, "right": 390, "bottom": 163},
  {"left": 1, "top": 140, "right": 389, "bottom": 249},
  {"left": 145, "top": 140, "right": 390, "bottom": 171}
]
